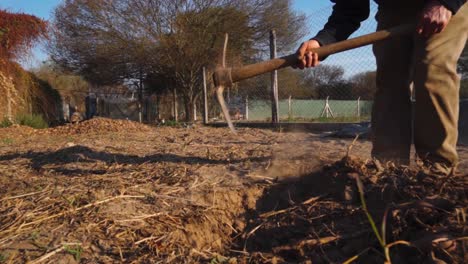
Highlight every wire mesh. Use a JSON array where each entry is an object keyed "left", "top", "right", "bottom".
[{"left": 211, "top": 3, "right": 379, "bottom": 124}]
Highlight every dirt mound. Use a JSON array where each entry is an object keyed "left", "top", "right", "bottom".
[
  {"left": 1, "top": 118, "right": 152, "bottom": 139},
  {"left": 45, "top": 117, "right": 152, "bottom": 135}
]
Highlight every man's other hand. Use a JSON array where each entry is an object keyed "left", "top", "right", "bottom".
[
  {"left": 417, "top": 0, "right": 452, "bottom": 37},
  {"left": 295, "top": 39, "right": 321, "bottom": 69}
]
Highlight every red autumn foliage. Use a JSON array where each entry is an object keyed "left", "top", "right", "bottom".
[{"left": 0, "top": 9, "right": 48, "bottom": 61}]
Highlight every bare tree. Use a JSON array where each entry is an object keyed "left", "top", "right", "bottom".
[
  {"left": 49, "top": 0, "right": 306, "bottom": 121},
  {"left": 351, "top": 71, "right": 377, "bottom": 100},
  {"left": 304, "top": 65, "right": 345, "bottom": 89}
]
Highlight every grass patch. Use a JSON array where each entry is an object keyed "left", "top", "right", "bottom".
[
  {"left": 0, "top": 253, "right": 6, "bottom": 263},
  {"left": 1, "top": 138, "right": 14, "bottom": 145},
  {"left": 64, "top": 245, "right": 83, "bottom": 262},
  {"left": 160, "top": 120, "right": 181, "bottom": 127},
  {"left": 1, "top": 114, "right": 48, "bottom": 129},
  {"left": 280, "top": 116, "right": 371, "bottom": 123},
  {"left": 0, "top": 118, "right": 12, "bottom": 128},
  {"left": 15, "top": 114, "right": 48, "bottom": 129}
]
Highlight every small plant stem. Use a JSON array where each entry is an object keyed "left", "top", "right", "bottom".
[
  {"left": 354, "top": 174, "right": 390, "bottom": 262},
  {"left": 355, "top": 175, "right": 384, "bottom": 246}
]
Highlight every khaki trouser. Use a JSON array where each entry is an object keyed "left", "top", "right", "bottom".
[{"left": 372, "top": 2, "right": 468, "bottom": 165}]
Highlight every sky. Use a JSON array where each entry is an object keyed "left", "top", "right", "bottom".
[
  {"left": 0, "top": 0, "right": 377, "bottom": 77},
  {"left": 294, "top": 0, "right": 378, "bottom": 77}
]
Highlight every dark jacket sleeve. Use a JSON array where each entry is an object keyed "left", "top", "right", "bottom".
[
  {"left": 312, "top": 0, "right": 370, "bottom": 46},
  {"left": 438, "top": 0, "right": 466, "bottom": 14}
]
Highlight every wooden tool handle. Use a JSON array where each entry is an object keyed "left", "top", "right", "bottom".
[{"left": 228, "top": 23, "right": 415, "bottom": 84}]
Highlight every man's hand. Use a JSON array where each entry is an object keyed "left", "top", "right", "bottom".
[
  {"left": 417, "top": 0, "right": 452, "bottom": 38},
  {"left": 296, "top": 39, "right": 321, "bottom": 69}
]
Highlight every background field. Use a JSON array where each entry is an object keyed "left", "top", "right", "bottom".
[{"left": 248, "top": 99, "right": 372, "bottom": 121}]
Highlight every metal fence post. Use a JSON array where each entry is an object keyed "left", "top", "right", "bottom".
[
  {"left": 245, "top": 96, "right": 249, "bottom": 120},
  {"left": 321, "top": 96, "right": 335, "bottom": 118},
  {"left": 203, "top": 67, "right": 209, "bottom": 124},
  {"left": 357, "top": 97, "right": 361, "bottom": 118},
  {"left": 270, "top": 29, "right": 279, "bottom": 124}
]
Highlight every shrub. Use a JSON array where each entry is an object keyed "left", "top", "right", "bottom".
[
  {"left": 15, "top": 114, "right": 48, "bottom": 129},
  {"left": 161, "top": 120, "right": 181, "bottom": 127},
  {"left": 0, "top": 9, "right": 47, "bottom": 62},
  {"left": 0, "top": 117, "right": 12, "bottom": 128}
]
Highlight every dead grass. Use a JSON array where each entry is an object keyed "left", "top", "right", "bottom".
[
  {"left": 234, "top": 156, "right": 467, "bottom": 263},
  {"left": 0, "top": 119, "right": 274, "bottom": 263},
  {"left": 0, "top": 118, "right": 466, "bottom": 263}
]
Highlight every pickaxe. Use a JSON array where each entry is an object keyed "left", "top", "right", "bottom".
[{"left": 213, "top": 23, "right": 415, "bottom": 133}]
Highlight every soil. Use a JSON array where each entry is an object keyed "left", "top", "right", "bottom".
[{"left": 0, "top": 118, "right": 466, "bottom": 263}]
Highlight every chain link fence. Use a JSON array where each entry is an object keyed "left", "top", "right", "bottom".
[{"left": 211, "top": 3, "right": 379, "bottom": 124}]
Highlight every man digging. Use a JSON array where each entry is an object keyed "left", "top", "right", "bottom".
[{"left": 297, "top": 0, "right": 467, "bottom": 175}]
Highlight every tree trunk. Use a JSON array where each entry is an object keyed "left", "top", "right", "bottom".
[
  {"left": 156, "top": 95, "right": 161, "bottom": 120},
  {"left": 138, "top": 72, "right": 144, "bottom": 123},
  {"left": 184, "top": 98, "right": 194, "bottom": 122},
  {"left": 202, "top": 67, "right": 209, "bottom": 124}
]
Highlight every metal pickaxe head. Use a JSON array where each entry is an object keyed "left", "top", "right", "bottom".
[{"left": 213, "top": 33, "right": 236, "bottom": 133}]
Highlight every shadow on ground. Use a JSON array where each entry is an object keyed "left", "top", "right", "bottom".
[
  {"left": 231, "top": 157, "right": 464, "bottom": 263},
  {"left": 0, "top": 145, "right": 268, "bottom": 175}
]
